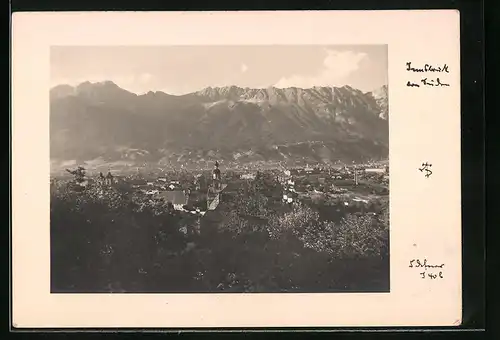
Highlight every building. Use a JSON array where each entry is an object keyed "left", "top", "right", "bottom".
[
  {"left": 207, "top": 192, "right": 220, "bottom": 210},
  {"left": 98, "top": 172, "right": 105, "bottom": 185},
  {"left": 282, "top": 173, "right": 298, "bottom": 204},
  {"left": 207, "top": 161, "right": 227, "bottom": 211},
  {"left": 158, "top": 190, "right": 189, "bottom": 210},
  {"left": 365, "top": 168, "right": 386, "bottom": 174},
  {"left": 241, "top": 173, "right": 256, "bottom": 180},
  {"left": 129, "top": 178, "right": 147, "bottom": 187},
  {"left": 104, "top": 171, "right": 114, "bottom": 185},
  {"left": 282, "top": 193, "right": 297, "bottom": 204},
  {"left": 212, "top": 161, "right": 221, "bottom": 189}
]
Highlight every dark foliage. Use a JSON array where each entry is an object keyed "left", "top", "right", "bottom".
[{"left": 51, "top": 176, "right": 389, "bottom": 293}]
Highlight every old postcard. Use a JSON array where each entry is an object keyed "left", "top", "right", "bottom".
[{"left": 11, "top": 10, "right": 461, "bottom": 328}]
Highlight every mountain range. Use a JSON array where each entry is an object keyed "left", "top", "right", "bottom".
[{"left": 50, "top": 81, "right": 388, "bottom": 171}]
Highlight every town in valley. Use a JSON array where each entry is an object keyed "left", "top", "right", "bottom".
[
  {"left": 57, "top": 159, "right": 389, "bottom": 219},
  {"left": 51, "top": 158, "right": 389, "bottom": 293}
]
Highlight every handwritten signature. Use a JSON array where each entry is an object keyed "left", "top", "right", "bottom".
[
  {"left": 409, "top": 259, "right": 444, "bottom": 270},
  {"left": 406, "top": 62, "right": 450, "bottom": 87},
  {"left": 409, "top": 259, "right": 445, "bottom": 280},
  {"left": 406, "top": 62, "right": 449, "bottom": 73},
  {"left": 407, "top": 78, "right": 450, "bottom": 87},
  {"left": 418, "top": 162, "right": 433, "bottom": 178}
]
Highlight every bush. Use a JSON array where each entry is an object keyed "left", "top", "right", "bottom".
[
  {"left": 266, "top": 203, "right": 320, "bottom": 240},
  {"left": 266, "top": 203, "right": 388, "bottom": 259},
  {"left": 328, "top": 214, "right": 388, "bottom": 258},
  {"left": 51, "top": 176, "right": 389, "bottom": 293},
  {"left": 220, "top": 210, "right": 249, "bottom": 236},
  {"left": 50, "top": 180, "right": 186, "bottom": 292},
  {"left": 233, "top": 181, "right": 270, "bottom": 217}
]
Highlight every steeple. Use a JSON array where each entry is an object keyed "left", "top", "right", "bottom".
[
  {"left": 206, "top": 161, "right": 224, "bottom": 211},
  {"left": 211, "top": 161, "right": 221, "bottom": 191},
  {"left": 213, "top": 161, "right": 221, "bottom": 180}
]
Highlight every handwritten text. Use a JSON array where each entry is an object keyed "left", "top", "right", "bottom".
[
  {"left": 406, "top": 62, "right": 451, "bottom": 88},
  {"left": 409, "top": 259, "right": 445, "bottom": 280},
  {"left": 418, "top": 162, "right": 433, "bottom": 178},
  {"left": 406, "top": 62, "right": 449, "bottom": 73},
  {"left": 409, "top": 259, "right": 444, "bottom": 270}
]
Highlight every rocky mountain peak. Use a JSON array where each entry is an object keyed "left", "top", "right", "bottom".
[{"left": 50, "top": 81, "right": 389, "bottom": 166}]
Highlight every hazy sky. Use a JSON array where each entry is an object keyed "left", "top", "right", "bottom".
[{"left": 51, "top": 45, "right": 387, "bottom": 94}]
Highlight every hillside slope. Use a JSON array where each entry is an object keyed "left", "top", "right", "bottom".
[{"left": 50, "top": 81, "right": 389, "bottom": 169}]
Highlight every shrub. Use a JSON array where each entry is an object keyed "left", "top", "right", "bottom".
[
  {"left": 232, "top": 181, "right": 269, "bottom": 217},
  {"left": 328, "top": 214, "right": 388, "bottom": 258},
  {"left": 51, "top": 175, "right": 389, "bottom": 293},
  {"left": 220, "top": 210, "right": 249, "bottom": 236},
  {"left": 266, "top": 203, "right": 389, "bottom": 259},
  {"left": 266, "top": 203, "right": 320, "bottom": 240},
  {"left": 50, "top": 180, "right": 186, "bottom": 291}
]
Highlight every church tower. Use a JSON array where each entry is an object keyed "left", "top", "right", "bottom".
[
  {"left": 212, "top": 161, "right": 221, "bottom": 190},
  {"left": 207, "top": 161, "right": 224, "bottom": 211}
]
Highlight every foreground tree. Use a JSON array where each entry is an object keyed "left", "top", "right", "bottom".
[{"left": 266, "top": 203, "right": 389, "bottom": 259}]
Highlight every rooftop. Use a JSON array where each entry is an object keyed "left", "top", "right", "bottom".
[
  {"left": 157, "top": 190, "right": 188, "bottom": 205},
  {"left": 207, "top": 183, "right": 228, "bottom": 195}
]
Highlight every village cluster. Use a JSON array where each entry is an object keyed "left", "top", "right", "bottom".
[
  {"left": 53, "top": 159, "right": 390, "bottom": 291},
  {"left": 63, "top": 160, "right": 389, "bottom": 222}
]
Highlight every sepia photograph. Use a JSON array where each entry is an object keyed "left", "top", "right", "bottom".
[
  {"left": 50, "top": 45, "right": 390, "bottom": 293},
  {"left": 13, "top": 10, "right": 463, "bottom": 327}
]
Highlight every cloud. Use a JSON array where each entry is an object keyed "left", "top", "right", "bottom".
[
  {"left": 240, "top": 63, "right": 248, "bottom": 73},
  {"left": 274, "top": 50, "right": 368, "bottom": 88}
]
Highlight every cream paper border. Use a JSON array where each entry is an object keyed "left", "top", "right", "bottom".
[{"left": 11, "top": 10, "right": 462, "bottom": 328}]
